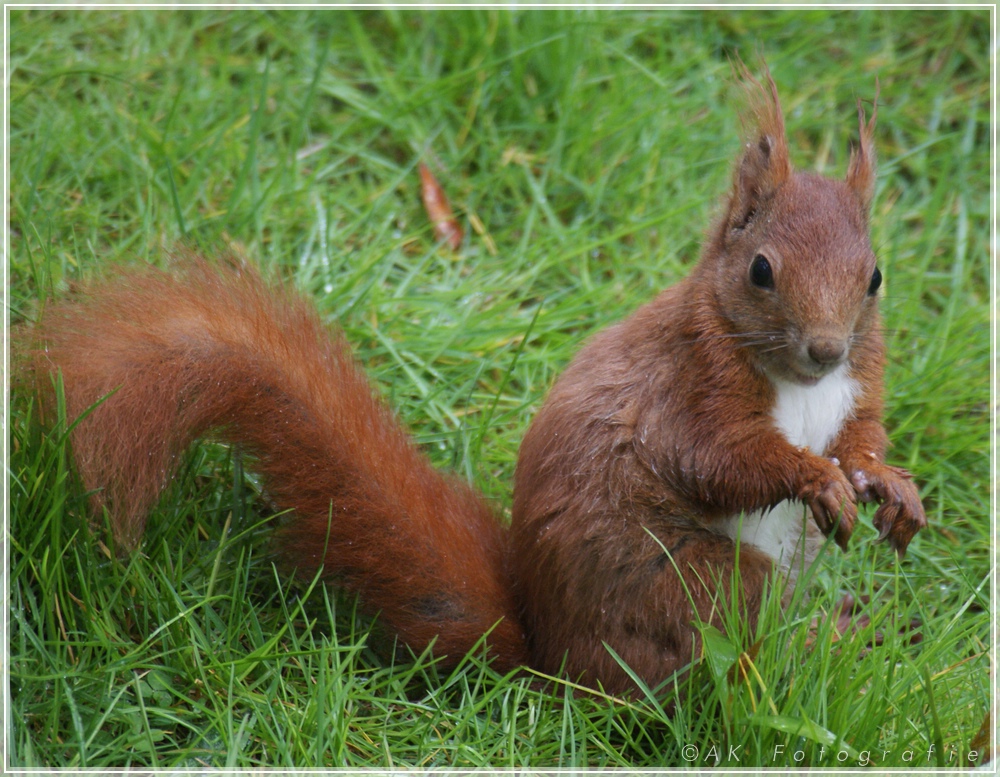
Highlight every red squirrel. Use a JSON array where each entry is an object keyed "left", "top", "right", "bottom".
[{"left": 19, "top": 66, "right": 925, "bottom": 696}]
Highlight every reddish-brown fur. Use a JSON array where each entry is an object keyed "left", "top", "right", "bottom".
[
  {"left": 20, "top": 257, "right": 528, "bottom": 667},
  {"left": 510, "top": 67, "right": 922, "bottom": 691},
  {"left": 18, "top": 68, "right": 924, "bottom": 696}
]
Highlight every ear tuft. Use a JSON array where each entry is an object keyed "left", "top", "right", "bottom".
[
  {"left": 727, "top": 57, "right": 793, "bottom": 232},
  {"left": 846, "top": 79, "right": 879, "bottom": 211}
]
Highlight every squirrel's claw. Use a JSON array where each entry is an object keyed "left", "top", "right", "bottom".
[
  {"left": 802, "top": 465, "right": 857, "bottom": 551},
  {"left": 856, "top": 465, "right": 925, "bottom": 555}
]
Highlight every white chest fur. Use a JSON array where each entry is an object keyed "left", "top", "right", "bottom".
[
  {"left": 769, "top": 365, "right": 860, "bottom": 453},
  {"left": 719, "top": 364, "right": 859, "bottom": 571}
]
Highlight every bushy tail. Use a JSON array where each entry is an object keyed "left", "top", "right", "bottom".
[{"left": 18, "top": 255, "right": 528, "bottom": 668}]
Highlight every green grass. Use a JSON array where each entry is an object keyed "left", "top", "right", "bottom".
[{"left": 7, "top": 8, "right": 991, "bottom": 769}]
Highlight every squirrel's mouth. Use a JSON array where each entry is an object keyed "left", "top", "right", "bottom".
[
  {"left": 773, "top": 357, "right": 846, "bottom": 387},
  {"left": 790, "top": 371, "right": 823, "bottom": 387}
]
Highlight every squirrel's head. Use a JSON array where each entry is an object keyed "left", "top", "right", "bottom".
[{"left": 702, "top": 61, "right": 882, "bottom": 386}]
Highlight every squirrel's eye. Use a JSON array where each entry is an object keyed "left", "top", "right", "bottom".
[
  {"left": 868, "top": 266, "right": 882, "bottom": 296},
  {"left": 749, "top": 254, "right": 774, "bottom": 289}
]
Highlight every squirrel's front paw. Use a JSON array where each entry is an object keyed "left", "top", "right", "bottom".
[
  {"left": 850, "top": 464, "right": 925, "bottom": 555},
  {"left": 798, "top": 460, "right": 857, "bottom": 551}
]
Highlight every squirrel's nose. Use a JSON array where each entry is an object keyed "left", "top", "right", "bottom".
[{"left": 807, "top": 337, "right": 847, "bottom": 366}]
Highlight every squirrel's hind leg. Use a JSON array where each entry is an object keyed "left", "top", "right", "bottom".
[{"left": 524, "top": 522, "right": 775, "bottom": 696}]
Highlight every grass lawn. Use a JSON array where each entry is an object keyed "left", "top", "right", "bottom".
[{"left": 7, "top": 8, "right": 992, "bottom": 769}]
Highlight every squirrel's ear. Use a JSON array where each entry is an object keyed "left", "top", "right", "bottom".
[
  {"left": 727, "top": 60, "right": 792, "bottom": 232},
  {"left": 846, "top": 81, "right": 879, "bottom": 211}
]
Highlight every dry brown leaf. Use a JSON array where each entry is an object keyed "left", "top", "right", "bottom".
[
  {"left": 419, "top": 162, "right": 463, "bottom": 251},
  {"left": 969, "top": 706, "right": 993, "bottom": 765}
]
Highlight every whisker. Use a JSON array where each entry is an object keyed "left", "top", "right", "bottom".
[{"left": 680, "top": 332, "right": 787, "bottom": 347}]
